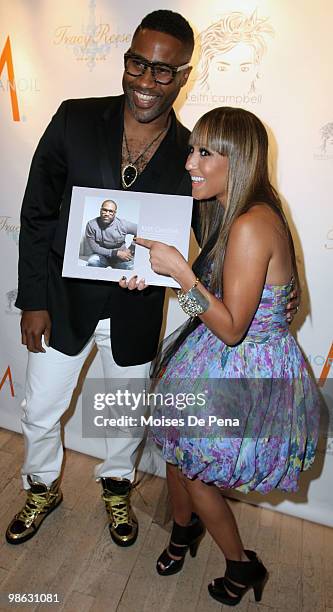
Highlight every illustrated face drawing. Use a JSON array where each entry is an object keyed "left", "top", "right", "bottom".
[{"left": 197, "top": 10, "right": 274, "bottom": 95}]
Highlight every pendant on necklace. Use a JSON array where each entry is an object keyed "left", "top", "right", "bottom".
[{"left": 122, "top": 164, "right": 138, "bottom": 189}]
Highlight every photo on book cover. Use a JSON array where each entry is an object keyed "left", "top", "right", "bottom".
[{"left": 62, "top": 186, "right": 193, "bottom": 288}]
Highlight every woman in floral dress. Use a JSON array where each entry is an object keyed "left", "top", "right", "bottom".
[{"left": 134, "top": 107, "right": 320, "bottom": 606}]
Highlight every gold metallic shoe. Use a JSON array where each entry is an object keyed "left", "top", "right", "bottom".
[
  {"left": 6, "top": 475, "right": 63, "bottom": 545},
  {"left": 101, "top": 477, "right": 138, "bottom": 547}
]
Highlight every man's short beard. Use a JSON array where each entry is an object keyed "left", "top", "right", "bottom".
[
  {"left": 126, "top": 97, "right": 172, "bottom": 124},
  {"left": 100, "top": 217, "right": 112, "bottom": 224},
  {"left": 123, "top": 79, "right": 179, "bottom": 124}
]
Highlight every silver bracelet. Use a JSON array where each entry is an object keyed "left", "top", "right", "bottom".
[{"left": 177, "top": 278, "right": 210, "bottom": 317}]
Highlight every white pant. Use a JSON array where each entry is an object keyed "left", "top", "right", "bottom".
[{"left": 21, "top": 319, "right": 150, "bottom": 489}]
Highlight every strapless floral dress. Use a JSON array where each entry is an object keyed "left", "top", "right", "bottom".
[{"left": 152, "top": 281, "right": 320, "bottom": 493}]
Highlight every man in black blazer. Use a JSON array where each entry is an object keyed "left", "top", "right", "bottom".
[{"left": 6, "top": 10, "right": 196, "bottom": 547}]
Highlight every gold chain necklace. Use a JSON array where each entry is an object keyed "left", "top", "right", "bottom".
[{"left": 121, "top": 127, "right": 167, "bottom": 189}]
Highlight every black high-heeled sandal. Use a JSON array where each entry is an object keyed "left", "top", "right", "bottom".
[
  {"left": 208, "top": 549, "right": 268, "bottom": 606},
  {"left": 156, "top": 513, "right": 205, "bottom": 576}
]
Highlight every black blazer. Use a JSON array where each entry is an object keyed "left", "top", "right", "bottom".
[{"left": 16, "top": 95, "right": 196, "bottom": 365}]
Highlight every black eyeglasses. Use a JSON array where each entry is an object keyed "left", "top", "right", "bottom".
[{"left": 124, "top": 52, "right": 190, "bottom": 85}]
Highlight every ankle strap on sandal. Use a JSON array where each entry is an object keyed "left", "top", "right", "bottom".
[
  {"left": 168, "top": 541, "right": 188, "bottom": 557},
  {"left": 170, "top": 521, "right": 190, "bottom": 545}
]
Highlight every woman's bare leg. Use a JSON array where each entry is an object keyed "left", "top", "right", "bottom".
[
  {"left": 166, "top": 462, "right": 192, "bottom": 526},
  {"left": 183, "top": 476, "right": 248, "bottom": 562},
  {"left": 157, "top": 463, "right": 194, "bottom": 570}
]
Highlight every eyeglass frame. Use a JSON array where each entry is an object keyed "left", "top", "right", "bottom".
[{"left": 124, "top": 52, "right": 190, "bottom": 85}]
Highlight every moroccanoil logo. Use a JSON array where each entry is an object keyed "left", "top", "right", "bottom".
[
  {"left": 0, "top": 36, "right": 20, "bottom": 121},
  {"left": 319, "top": 343, "right": 333, "bottom": 387},
  {"left": 0, "top": 366, "right": 15, "bottom": 397}
]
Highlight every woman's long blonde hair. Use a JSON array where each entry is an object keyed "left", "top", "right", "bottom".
[
  {"left": 151, "top": 107, "right": 298, "bottom": 378},
  {"left": 190, "top": 106, "right": 299, "bottom": 294}
]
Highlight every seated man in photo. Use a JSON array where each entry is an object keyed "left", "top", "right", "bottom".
[{"left": 86, "top": 199, "right": 137, "bottom": 269}]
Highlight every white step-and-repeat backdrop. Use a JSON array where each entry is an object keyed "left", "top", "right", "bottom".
[{"left": 0, "top": 0, "right": 332, "bottom": 525}]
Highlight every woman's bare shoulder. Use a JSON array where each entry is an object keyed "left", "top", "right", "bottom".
[{"left": 230, "top": 203, "right": 284, "bottom": 240}]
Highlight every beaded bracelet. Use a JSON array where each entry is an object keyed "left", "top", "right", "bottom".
[{"left": 177, "top": 278, "right": 210, "bottom": 317}]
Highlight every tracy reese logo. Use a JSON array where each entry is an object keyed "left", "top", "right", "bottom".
[
  {"left": 188, "top": 10, "right": 274, "bottom": 107},
  {"left": 0, "top": 36, "right": 20, "bottom": 121},
  {"left": 0, "top": 215, "right": 20, "bottom": 245},
  {"left": 53, "top": 0, "right": 131, "bottom": 71}
]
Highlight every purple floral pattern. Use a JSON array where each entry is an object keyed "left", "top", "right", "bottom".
[{"left": 152, "top": 281, "right": 320, "bottom": 494}]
